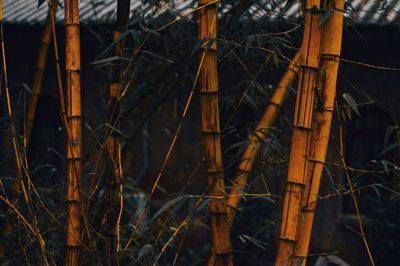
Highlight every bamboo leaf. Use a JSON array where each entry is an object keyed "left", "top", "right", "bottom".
[
  {"left": 19, "top": 83, "right": 32, "bottom": 94},
  {"left": 195, "top": 198, "right": 212, "bottom": 213},
  {"left": 140, "top": 50, "right": 174, "bottom": 63},
  {"left": 130, "top": 29, "right": 143, "bottom": 44},
  {"left": 140, "top": 25, "right": 161, "bottom": 36},
  {"left": 378, "top": 142, "right": 400, "bottom": 156},
  {"left": 137, "top": 244, "right": 153, "bottom": 261},
  {"left": 90, "top": 56, "right": 128, "bottom": 65},
  {"left": 188, "top": 196, "right": 196, "bottom": 217},
  {"left": 191, "top": 37, "right": 208, "bottom": 56},
  {"left": 342, "top": 93, "right": 360, "bottom": 116},
  {"left": 171, "top": 196, "right": 188, "bottom": 217},
  {"left": 223, "top": 140, "right": 249, "bottom": 156},
  {"left": 152, "top": 195, "right": 187, "bottom": 221},
  {"left": 296, "top": 256, "right": 305, "bottom": 266},
  {"left": 205, "top": 38, "right": 215, "bottom": 52},
  {"left": 240, "top": 234, "right": 268, "bottom": 250},
  {"left": 384, "top": 126, "right": 397, "bottom": 146},
  {"left": 381, "top": 160, "right": 389, "bottom": 174},
  {"left": 245, "top": 35, "right": 255, "bottom": 55},
  {"left": 372, "top": 184, "right": 381, "bottom": 198}
]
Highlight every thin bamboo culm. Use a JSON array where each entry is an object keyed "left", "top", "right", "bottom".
[
  {"left": 274, "top": 1, "right": 322, "bottom": 265},
  {"left": 104, "top": 0, "right": 130, "bottom": 262},
  {"left": 198, "top": 0, "right": 233, "bottom": 265},
  {"left": 25, "top": 0, "right": 59, "bottom": 144},
  {"left": 65, "top": 0, "right": 82, "bottom": 265},
  {"left": 0, "top": 1, "right": 50, "bottom": 264},
  {"left": 226, "top": 53, "right": 300, "bottom": 229},
  {"left": 293, "top": 1, "right": 344, "bottom": 265}
]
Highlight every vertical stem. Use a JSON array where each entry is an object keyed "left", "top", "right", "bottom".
[
  {"left": 293, "top": 1, "right": 344, "bottom": 265},
  {"left": 226, "top": 53, "right": 300, "bottom": 229},
  {"left": 25, "top": 0, "right": 59, "bottom": 145},
  {"left": 104, "top": 1, "right": 130, "bottom": 262},
  {"left": 65, "top": 0, "right": 82, "bottom": 265},
  {"left": 274, "top": 1, "right": 322, "bottom": 265},
  {"left": 198, "top": 1, "right": 233, "bottom": 265}
]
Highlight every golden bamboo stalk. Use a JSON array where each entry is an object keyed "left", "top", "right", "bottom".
[
  {"left": 104, "top": 0, "right": 130, "bottom": 261},
  {"left": 65, "top": 0, "right": 82, "bottom": 265},
  {"left": 226, "top": 53, "right": 301, "bottom": 229},
  {"left": 198, "top": 0, "right": 233, "bottom": 265},
  {"left": 292, "top": 1, "right": 344, "bottom": 265},
  {"left": 274, "top": 1, "right": 322, "bottom": 265},
  {"left": 25, "top": 0, "right": 59, "bottom": 145}
]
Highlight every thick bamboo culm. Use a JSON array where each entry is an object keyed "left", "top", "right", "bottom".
[
  {"left": 293, "top": 1, "right": 344, "bottom": 265},
  {"left": 274, "top": 1, "right": 322, "bottom": 265},
  {"left": 65, "top": 0, "right": 82, "bottom": 265},
  {"left": 25, "top": 0, "right": 59, "bottom": 145},
  {"left": 104, "top": 0, "right": 130, "bottom": 261},
  {"left": 226, "top": 53, "right": 301, "bottom": 229},
  {"left": 198, "top": 0, "right": 233, "bottom": 265}
]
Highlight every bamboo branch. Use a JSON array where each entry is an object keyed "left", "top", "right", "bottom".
[
  {"left": 0, "top": 1, "right": 50, "bottom": 264},
  {"left": 293, "top": 1, "right": 344, "bottom": 265},
  {"left": 64, "top": 0, "right": 82, "bottom": 265},
  {"left": 274, "top": 1, "right": 323, "bottom": 265}
]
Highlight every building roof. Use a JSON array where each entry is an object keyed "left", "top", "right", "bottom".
[{"left": 3, "top": 0, "right": 400, "bottom": 26}]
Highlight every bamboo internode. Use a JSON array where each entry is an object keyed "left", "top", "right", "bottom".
[
  {"left": 65, "top": 0, "right": 82, "bottom": 265},
  {"left": 275, "top": 1, "right": 323, "bottom": 265},
  {"left": 25, "top": 0, "right": 59, "bottom": 145},
  {"left": 293, "top": 1, "right": 344, "bottom": 265},
  {"left": 226, "top": 53, "right": 301, "bottom": 229},
  {"left": 198, "top": 0, "right": 233, "bottom": 265}
]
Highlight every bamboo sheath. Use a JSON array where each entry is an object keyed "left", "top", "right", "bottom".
[
  {"left": 25, "top": 0, "right": 59, "bottom": 144},
  {"left": 104, "top": 0, "right": 130, "bottom": 261},
  {"left": 293, "top": 1, "right": 344, "bottom": 265},
  {"left": 274, "top": 1, "right": 322, "bottom": 265},
  {"left": 198, "top": 0, "right": 233, "bottom": 265},
  {"left": 226, "top": 53, "right": 301, "bottom": 229},
  {"left": 65, "top": 0, "right": 82, "bottom": 265}
]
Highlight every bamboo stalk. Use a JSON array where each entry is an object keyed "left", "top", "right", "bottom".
[
  {"left": 226, "top": 53, "right": 301, "bottom": 229},
  {"left": 25, "top": 0, "right": 59, "bottom": 145},
  {"left": 293, "top": 1, "right": 344, "bottom": 265},
  {"left": 274, "top": 1, "right": 322, "bottom": 265},
  {"left": 198, "top": 1, "right": 233, "bottom": 265},
  {"left": 65, "top": 0, "right": 82, "bottom": 265},
  {"left": 104, "top": 0, "right": 130, "bottom": 262}
]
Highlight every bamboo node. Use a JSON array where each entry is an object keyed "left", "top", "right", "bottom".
[
  {"left": 321, "top": 54, "right": 340, "bottom": 61},
  {"left": 279, "top": 237, "right": 297, "bottom": 243},
  {"left": 202, "top": 129, "right": 221, "bottom": 134},
  {"left": 207, "top": 169, "right": 225, "bottom": 175},
  {"left": 286, "top": 180, "right": 306, "bottom": 188},
  {"left": 213, "top": 248, "right": 233, "bottom": 256},
  {"left": 268, "top": 100, "right": 282, "bottom": 108},
  {"left": 308, "top": 158, "right": 325, "bottom": 164},
  {"left": 292, "top": 124, "right": 312, "bottom": 130},
  {"left": 199, "top": 89, "right": 219, "bottom": 94}
]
